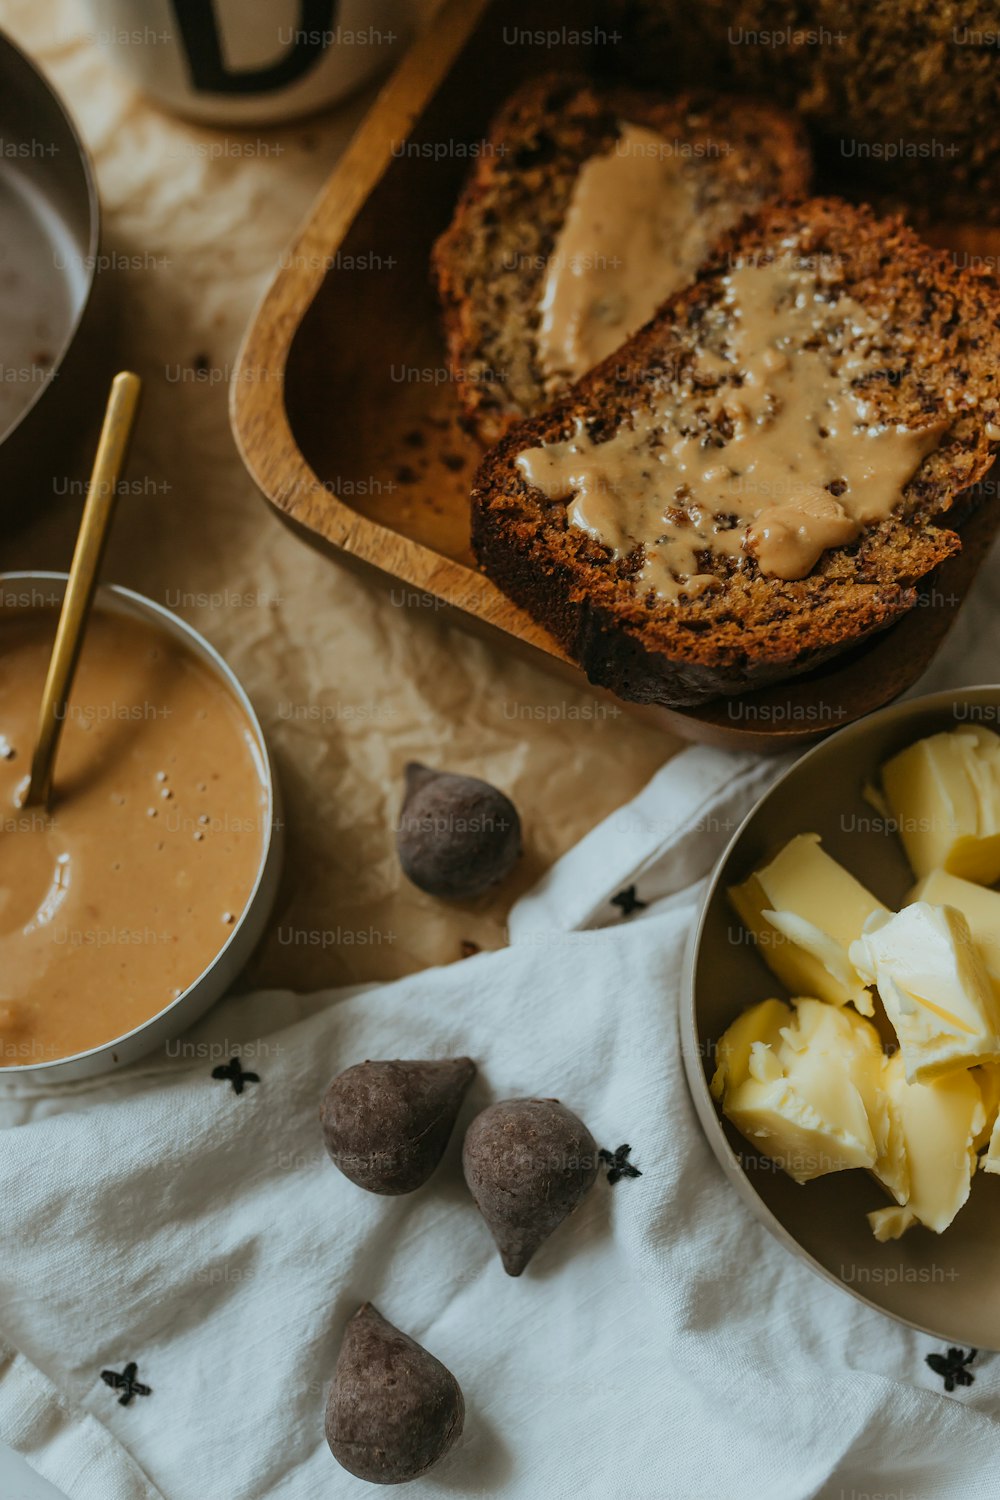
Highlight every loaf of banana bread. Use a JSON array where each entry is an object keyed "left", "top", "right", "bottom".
[{"left": 611, "top": 0, "right": 1000, "bottom": 223}]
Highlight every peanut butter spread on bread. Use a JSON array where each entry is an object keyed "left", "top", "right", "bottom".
[
  {"left": 432, "top": 76, "right": 812, "bottom": 445},
  {"left": 517, "top": 256, "right": 947, "bottom": 599},
  {"left": 536, "top": 122, "right": 703, "bottom": 386}
]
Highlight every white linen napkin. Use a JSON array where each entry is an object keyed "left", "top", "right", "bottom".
[{"left": 3, "top": 542, "right": 1000, "bottom": 1500}]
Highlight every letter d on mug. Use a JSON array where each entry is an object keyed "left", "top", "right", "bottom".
[{"left": 79, "top": 0, "right": 411, "bottom": 125}]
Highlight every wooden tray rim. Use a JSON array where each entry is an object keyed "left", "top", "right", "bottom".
[{"left": 228, "top": 0, "right": 569, "bottom": 649}]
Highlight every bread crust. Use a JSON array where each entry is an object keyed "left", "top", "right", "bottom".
[{"left": 471, "top": 198, "right": 1000, "bottom": 707}]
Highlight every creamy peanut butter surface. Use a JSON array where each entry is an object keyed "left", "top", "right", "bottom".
[
  {"left": 519, "top": 257, "right": 949, "bottom": 599},
  {"left": 0, "top": 608, "right": 267, "bottom": 1066},
  {"left": 536, "top": 123, "right": 703, "bottom": 387}
]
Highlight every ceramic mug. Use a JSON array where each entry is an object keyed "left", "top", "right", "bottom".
[{"left": 79, "top": 0, "right": 412, "bottom": 124}]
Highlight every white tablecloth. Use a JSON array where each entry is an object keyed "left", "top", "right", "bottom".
[{"left": 3, "top": 709, "right": 1000, "bottom": 1499}]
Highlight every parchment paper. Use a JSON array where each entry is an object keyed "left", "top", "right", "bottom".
[{"left": 0, "top": 0, "right": 676, "bottom": 992}]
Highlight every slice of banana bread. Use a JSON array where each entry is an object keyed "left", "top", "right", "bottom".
[
  {"left": 432, "top": 73, "right": 811, "bottom": 446},
  {"left": 470, "top": 198, "right": 1000, "bottom": 708}
]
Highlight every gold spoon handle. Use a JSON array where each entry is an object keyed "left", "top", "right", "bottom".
[{"left": 25, "top": 371, "right": 142, "bottom": 809}]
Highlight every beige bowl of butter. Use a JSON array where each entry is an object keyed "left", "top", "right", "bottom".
[
  {"left": 684, "top": 684, "right": 1000, "bottom": 1348},
  {"left": 0, "top": 573, "right": 283, "bottom": 1083}
]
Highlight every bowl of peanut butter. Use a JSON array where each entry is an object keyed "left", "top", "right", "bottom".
[{"left": 0, "top": 572, "right": 282, "bottom": 1080}]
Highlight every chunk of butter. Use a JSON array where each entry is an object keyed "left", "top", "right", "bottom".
[
  {"left": 866, "top": 1060, "right": 910, "bottom": 1208},
  {"left": 972, "top": 1061, "right": 1000, "bottom": 1152},
  {"left": 849, "top": 902, "right": 1000, "bottom": 1083},
  {"left": 711, "top": 996, "right": 884, "bottom": 1182},
  {"left": 881, "top": 727, "right": 1000, "bottom": 884},
  {"left": 868, "top": 1051, "right": 985, "bottom": 1240},
  {"left": 728, "top": 834, "right": 886, "bottom": 1015},
  {"left": 908, "top": 868, "right": 1000, "bottom": 984}
]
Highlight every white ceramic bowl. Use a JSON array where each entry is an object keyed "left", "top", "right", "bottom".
[
  {"left": 0, "top": 572, "right": 283, "bottom": 1083},
  {"left": 683, "top": 684, "right": 1000, "bottom": 1348}
]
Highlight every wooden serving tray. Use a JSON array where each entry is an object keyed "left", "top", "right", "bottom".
[{"left": 231, "top": 0, "right": 1000, "bottom": 753}]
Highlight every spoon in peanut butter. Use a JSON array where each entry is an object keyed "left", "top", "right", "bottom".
[{"left": 24, "top": 371, "right": 142, "bottom": 809}]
